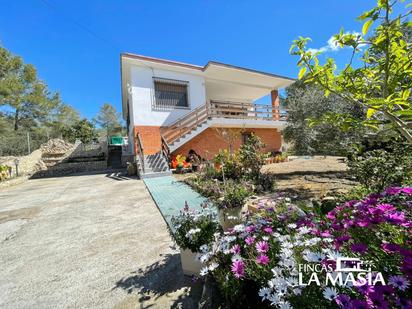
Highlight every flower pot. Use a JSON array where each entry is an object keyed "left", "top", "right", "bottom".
[
  {"left": 180, "top": 248, "right": 202, "bottom": 276},
  {"left": 218, "top": 206, "right": 242, "bottom": 231},
  {"left": 214, "top": 163, "right": 222, "bottom": 171}
]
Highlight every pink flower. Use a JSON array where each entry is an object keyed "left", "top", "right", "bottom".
[
  {"left": 230, "top": 244, "right": 241, "bottom": 255},
  {"left": 255, "top": 241, "right": 269, "bottom": 253},
  {"left": 231, "top": 260, "right": 245, "bottom": 278},
  {"left": 245, "top": 236, "right": 255, "bottom": 246},
  {"left": 263, "top": 226, "right": 273, "bottom": 234},
  {"left": 376, "top": 203, "right": 396, "bottom": 213},
  {"left": 256, "top": 254, "right": 270, "bottom": 265},
  {"left": 245, "top": 225, "right": 255, "bottom": 233},
  {"left": 401, "top": 187, "right": 412, "bottom": 195}
]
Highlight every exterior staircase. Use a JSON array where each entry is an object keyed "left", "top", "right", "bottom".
[
  {"left": 160, "top": 104, "right": 210, "bottom": 152},
  {"left": 137, "top": 152, "right": 171, "bottom": 179}
]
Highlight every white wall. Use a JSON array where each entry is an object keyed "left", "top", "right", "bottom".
[{"left": 130, "top": 65, "right": 206, "bottom": 126}]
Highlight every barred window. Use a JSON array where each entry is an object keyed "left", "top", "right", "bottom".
[{"left": 153, "top": 78, "right": 189, "bottom": 109}]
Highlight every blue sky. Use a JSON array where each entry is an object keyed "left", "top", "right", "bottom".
[{"left": 0, "top": 0, "right": 377, "bottom": 119}]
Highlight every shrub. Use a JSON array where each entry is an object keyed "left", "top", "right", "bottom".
[
  {"left": 214, "top": 149, "right": 243, "bottom": 180},
  {"left": 348, "top": 141, "right": 412, "bottom": 192},
  {"left": 0, "top": 165, "right": 11, "bottom": 181},
  {"left": 170, "top": 203, "right": 218, "bottom": 253},
  {"left": 238, "top": 134, "right": 265, "bottom": 180},
  {"left": 254, "top": 172, "right": 276, "bottom": 193},
  {"left": 216, "top": 180, "right": 251, "bottom": 210}
]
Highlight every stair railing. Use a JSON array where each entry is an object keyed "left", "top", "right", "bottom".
[
  {"left": 136, "top": 132, "right": 145, "bottom": 174},
  {"left": 160, "top": 134, "right": 171, "bottom": 167},
  {"left": 160, "top": 103, "right": 209, "bottom": 145}
]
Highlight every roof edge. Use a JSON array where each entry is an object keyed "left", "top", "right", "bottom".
[{"left": 121, "top": 52, "right": 296, "bottom": 82}]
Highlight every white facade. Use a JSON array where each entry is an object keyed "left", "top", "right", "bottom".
[{"left": 129, "top": 65, "right": 206, "bottom": 127}]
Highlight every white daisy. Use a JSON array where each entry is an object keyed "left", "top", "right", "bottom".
[
  {"left": 323, "top": 287, "right": 338, "bottom": 300},
  {"left": 199, "top": 267, "right": 209, "bottom": 276},
  {"left": 279, "top": 301, "right": 293, "bottom": 309},
  {"left": 287, "top": 223, "right": 297, "bottom": 229},
  {"left": 268, "top": 293, "right": 280, "bottom": 306},
  {"left": 298, "top": 226, "right": 311, "bottom": 234},
  {"left": 258, "top": 287, "right": 271, "bottom": 300},
  {"left": 208, "top": 262, "right": 219, "bottom": 271}
]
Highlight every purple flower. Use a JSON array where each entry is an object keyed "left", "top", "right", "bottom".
[
  {"left": 230, "top": 244, "right": 241, "bottom": 255},
  {"left": 256, "top": 254, "right": 270, "bottom": 265},
  {"left": 384, "top": 187, "right": 402, "bottom": 195},
  {"left": 245, "top": 236, "right": 255, "bottom": 246},
  {"left": 401, "top": 187, "right": 412, "bottom": 195},
  {"left": 245, "top": 225, "right": 255, "bottom": 233},
  {"left": 366, "top": 293, "right": 388, "bottom": 309},
  {"left": 263, "top": 226, "right": 273, "bottom": 234},
  {"left": 388, "top": 275, "right": 410, "bottom": 291},
  {"left": 381, "top": 243, "right": 401, "bottom": 253},
  {"left": 349, "top": 299, "right": 369, "bottom": 309},
  {"left": 376, "top": 203, "right": 396, "bottom": 213},
  {"left": 231, "top": 260, "right": 245, "bottom": 279},
  {"left": 255, "top": 241, "right": 269, "bottom": 253},
  {"left": 384, "top": 211, "right": 406, "bottom": 224},
  {"left": 351, "top": 243, "right": 368, "bottom": 254},
  {"left": 334, "top": 294, "right": 350, "bottom": 308}
]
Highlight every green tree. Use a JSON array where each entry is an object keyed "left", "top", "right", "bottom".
[
  {"left": 94, "top": 103, "right": 122, "bottom": 137},
  {"left": 48, "top": 103, "right": 80, "bottom": 137},
  {"left": 290, "top": 0, "right": 412, "bottom": 143},
  {"left": 282, "top": 81, "right": 364, "bottom": 155},
  {"left": 0, "top": 46, "right": 60, "bottom": 131},
  {"left": 63, "top": 118, "right": 96, "bottom": 144}
]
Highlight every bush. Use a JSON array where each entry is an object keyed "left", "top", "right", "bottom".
[
  {"left": 0, "top": 165, "right": 11, "bottom": 181},
  {"left": 348, "top": 141, "right": 412, "bottom": 192},
  {"left": 216, "top": 180, "right": 251, "bottom": 210},
  {"left": 254, "top": 172, "right": 276, "bottom": 193},
  {"left": 214, "top": 149, "right": 243, "bottom": 180},
  {"left": 170, "top": 204, "right": 218, "bottom": 253},
  {"left": 238, "top": 134, "right": 265, "bottom": 180}
]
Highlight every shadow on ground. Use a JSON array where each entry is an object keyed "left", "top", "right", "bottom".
[
  {"left": 113, "top": 251, "right": 203, "bottom": 308},
  {"left": 105, "top": 171, "right": 136, "bottom": 181}
]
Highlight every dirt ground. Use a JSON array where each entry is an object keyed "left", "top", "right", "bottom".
[
  {"left": 262, "top": 156, "right": 356, "bottom": 199},
  {"left": 175, "top": 156, "right": 356, "bottom": 200},
  {"left": 0, "top": 172, "right": 201, "bottom": 309}
]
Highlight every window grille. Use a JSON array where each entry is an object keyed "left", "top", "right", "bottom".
[{"left": 153, "top": 77, "right": 189, "bottom": 109}]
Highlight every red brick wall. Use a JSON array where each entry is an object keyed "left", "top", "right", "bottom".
[
  {"left": 172, "top": 127, "right": 282, "bottom": 160},
  {"left": 134, "top": 126, "right": 162, "bottom": 155}
]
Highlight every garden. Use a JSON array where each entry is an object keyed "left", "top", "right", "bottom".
[{"left": 168, "top": 1, "right": 412, "bottom": 308}]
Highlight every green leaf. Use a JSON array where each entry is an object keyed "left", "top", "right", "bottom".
[
  {"left": 362, "top": 19, "right": 373, "bottom": 35},
  {"left": 298, "top": 67, "right": 307, "bottom": 80}
]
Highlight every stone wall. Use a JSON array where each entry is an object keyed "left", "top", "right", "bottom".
[{"left": 30, "top": 161, "right": 107, "bottom": 178}]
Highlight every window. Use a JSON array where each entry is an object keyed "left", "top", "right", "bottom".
[
  {"left": 242, "top": 132, "right": 252, "bottom": 144},
  {"left": 153, "top": 77, "right": 189, "bottom": 109}
]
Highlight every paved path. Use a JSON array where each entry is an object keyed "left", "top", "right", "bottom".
[
  {"left": 0, "top": 172, "right": 200, "bottom": 309},
  {"left": 143, "top": 176, "right": 207, "bottom": 230}
]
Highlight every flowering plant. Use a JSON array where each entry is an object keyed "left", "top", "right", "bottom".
[
  {"left": 170, "top": 203, "right": 218, "bottom": 253},
  {"left": 197, "top": 187, "right": 412, "bottom": 308}
]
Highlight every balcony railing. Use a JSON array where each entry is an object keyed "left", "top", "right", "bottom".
[
  {"left": 209, "top": 101, "right": 287, "bottom": 121},
  {"left": 160, "top": 100, "right": 288, "bottom": 146}
]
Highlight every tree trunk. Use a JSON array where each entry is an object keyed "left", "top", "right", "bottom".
[{"left": 14, "top": 109, "right": 19, "bottom": 131}]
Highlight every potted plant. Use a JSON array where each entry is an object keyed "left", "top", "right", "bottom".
[
  {"left": 216, "top": 180, "right": 250, "bottom": 230},
  {"left": 170, "top": 203, "right": 218, "bottom": 276},
  {"left": 175, "top": 154, "right": 186, "bottom": 173}
]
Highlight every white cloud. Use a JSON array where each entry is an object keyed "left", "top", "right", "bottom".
[{"left": 308, "top": 31, "right": 361, "bottom": 54}]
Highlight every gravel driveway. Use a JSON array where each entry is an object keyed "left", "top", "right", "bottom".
[{"left": 0, "top": 172, "right": 199, "bottom": 308}]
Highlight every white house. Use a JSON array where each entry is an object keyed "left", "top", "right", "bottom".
[{"left": 120, "top": 53, "right": 294, "bottom": 177}]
